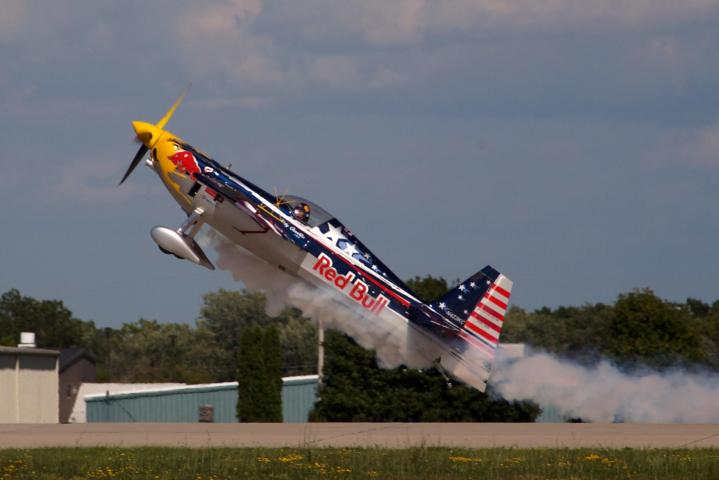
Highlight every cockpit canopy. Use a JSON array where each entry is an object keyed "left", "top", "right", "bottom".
[
  {"left": 282, "top": 195, "right": 334, "bottom": 227},
  {"left": 279, "top": 195, "right": 412, "bottom": 293}
]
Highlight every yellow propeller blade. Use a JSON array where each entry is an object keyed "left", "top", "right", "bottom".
[{"left": 156, "top": 85, "right": 190, "bottom": 130}]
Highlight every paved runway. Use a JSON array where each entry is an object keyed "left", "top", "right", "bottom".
[{"left": 1, "top": 423, "right": 718, "bottom": 449}]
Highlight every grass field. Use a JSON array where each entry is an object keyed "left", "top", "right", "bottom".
[{"left": 1, "top": 447, "right": 718, "bottom": 479}]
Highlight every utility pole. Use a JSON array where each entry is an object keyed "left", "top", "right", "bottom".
[
  {"left": 317, "top": 317, "right": 324, "bottom": 383},
  {"left": 104, "top": 327, "right": 112, "bottom": 381}
]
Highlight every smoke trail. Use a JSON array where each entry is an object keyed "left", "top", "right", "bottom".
[
  {"left": 490, "top": 350, "right": 719, "bottom": 423},
  {"left": 199, "top": 230, "right": 432, "bottom": 369}
]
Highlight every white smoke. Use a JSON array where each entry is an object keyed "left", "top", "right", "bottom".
[
  {"left": 490, "top": 350, "right": 719, "bottom": 423},
  {"left": 200, "top": 229, "right": 432, "bottom": 369}
]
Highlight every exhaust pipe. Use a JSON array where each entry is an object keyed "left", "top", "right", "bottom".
[{"left": 150, "top": 226, "right": 215, "bottom": 270}]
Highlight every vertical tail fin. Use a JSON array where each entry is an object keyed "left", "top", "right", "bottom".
[
  {"left": 431, "top": 266, "right": 507, "bottom": 328},
  {"left": 461, "top": 270, "right": 512, "bottom": 352},
  {"left": 431, "top": 266, "right": 513, "bottom": 392}
]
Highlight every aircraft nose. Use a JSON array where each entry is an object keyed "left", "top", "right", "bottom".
[{"left": 132, "top": 121, "right": 163, "bottom": 147}]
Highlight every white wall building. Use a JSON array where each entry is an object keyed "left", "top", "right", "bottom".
[{"left": 0, "top": 346, "right": 60, "bottom": 423}]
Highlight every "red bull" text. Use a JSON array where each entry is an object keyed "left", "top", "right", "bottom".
[{"left": 313, "top": 253, "right": 389, "bottom": 315}]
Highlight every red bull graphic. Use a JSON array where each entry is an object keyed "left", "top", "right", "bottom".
[
  {"left": 313, "top": 253, "right": 389, "bottom": 315},
  {"left": 169, "top": 150, "right": 200, "bottom": 178}
]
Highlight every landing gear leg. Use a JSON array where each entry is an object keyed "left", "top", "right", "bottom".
[{"left": 179, "top": 207, "right": 205, "bottom": 238}]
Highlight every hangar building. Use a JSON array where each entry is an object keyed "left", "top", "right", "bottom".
[{"left": 85, "top": 375, "right": 318, "bottom": 423}]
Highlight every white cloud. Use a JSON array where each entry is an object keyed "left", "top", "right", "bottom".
[
  {"left": 0, "top": 0, "right": 28, "bottom": 43},
  {"left": 187, "top": 96, "right": 273, "bottom": 110},
  {"left": 685, "top": 122, "right": 719, "bottom": 167},
  {"left": 310, "top": 55, "right": 360, "bottom": 88},
  {"left": 430, "top": 0, "right": 719, "bottom": 34},
  {"left": 160, "top": 0, "right": 719, "bottom": 101},
  {"left": 2, "top": 0, "right": 719, "bottom": 114},
  {"left": 44, "top": 156, "right": 149, "bottom": 205},
  {"left": 351, "top": 0, "right": 428, "bottom": 46}
]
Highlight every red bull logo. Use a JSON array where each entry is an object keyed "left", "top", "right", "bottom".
[
  {"left": 313, "top": 253, "right": 389, "bottom": 315},
  {"left": 169, "top": 150, "right": 200, "bottom": 177}
]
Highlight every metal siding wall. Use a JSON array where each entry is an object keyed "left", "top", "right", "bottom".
[
  {"left": 17, "top": 356, "right": 58, "bottom": 423},
  {"left": 536, "top": 404, "right": 565, "bottom": 423},
  {"left": 282, "top": 379, "right": 318, "bottom": 423},
  {"left": 87, "top": 378, "right": 318, "bottom": 423},
  {"left": 87, "top": 387, "right": 240, "bottom": 422},
  {"left": 0, "top": 356, "right": 17, "bottom": 422}
]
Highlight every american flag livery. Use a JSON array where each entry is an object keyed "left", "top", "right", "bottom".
[
  {"left": 429, "top": 265, "right": 512, "bottom": 358},
  {"left": 461, "top": 274, "right": 512, "bottom": 359}
]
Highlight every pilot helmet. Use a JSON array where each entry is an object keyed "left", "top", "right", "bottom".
[{"left": 293, "top": 203, "right": 311, "bottom": 222}]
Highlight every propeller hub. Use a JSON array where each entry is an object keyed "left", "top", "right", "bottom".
[{"left": 132, "top": 121, "right": 164, "bottom": 148}]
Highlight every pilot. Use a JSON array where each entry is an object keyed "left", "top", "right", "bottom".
[{"left": 292, "top": 203, "right": 311, "bottom": 223}]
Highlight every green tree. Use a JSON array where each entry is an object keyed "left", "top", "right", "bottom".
[
  {"left": 261, "top": 324, "right": 283, "bottom": 421},
  {"left": 406, "top": 276, "right": 449, "bottom": 303},
  {"left": 601, "top": 289, "right": 704, "bottom": 369},
  {"left": 198, "top": 290, "right": 271, "bottom": 381},
  {"left": 106, "top": 319, "right": 219, "bottom": 383},
  {"left": 276, "top": 307, "right": 317, "bottom": 376},
  {"left": 0, "top": 289, "right": 97, "bottom": 349},
  {"left": 697, "top": 307, "right": 719, "bottom": 370},
  {"left": 237, "top": 325, "right": 282, "bottom": 422},
  {"left": 198, "top": 290, "right": 318, "bottom": 379},
  {"left": 504, "top": 290, "right": 715, "bottom": 372},
  {"left": 686, "top": 297, "right": 710, "bottom": 317},
  {"left": 311, "top": 332, "right": 539, "bottom": 422}
]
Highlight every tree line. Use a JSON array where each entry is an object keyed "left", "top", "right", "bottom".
[
  {"left": 0, "top": 288, "right": 317, "bottom": 383},
  {"left": 502, "top": 289, "right": 719, "bottom": 372},
  {"left": 2, "top": 280, "right": 717, "bottom": 421}
]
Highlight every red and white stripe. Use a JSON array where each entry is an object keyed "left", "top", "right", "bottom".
[{"left": 463, "top": 275, "right": 513, "bottom": 349}]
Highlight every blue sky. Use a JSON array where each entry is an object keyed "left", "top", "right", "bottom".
[{"left": 1, "top": 0, "right": 718, "bottom": 327}]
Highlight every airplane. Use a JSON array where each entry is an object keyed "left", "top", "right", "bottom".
[{"left": 120, "top": 91, "right": 513, "bottom": 392}]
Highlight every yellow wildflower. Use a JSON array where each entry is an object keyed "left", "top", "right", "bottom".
[
  {"left": 449, "top": 456, "right": 482, "bottom": 463},
  {"left": 278, "top": 453, "right": 303, "bottom": 463}
]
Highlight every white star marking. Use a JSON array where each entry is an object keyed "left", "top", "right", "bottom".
[
  {"left": 439, "top": 302, "right": 446, "bottom": 309},
  {"left": 470, "top": 282, "right": 476, "bottom": 288},
  {"left": 371, "top": 265, "right": 379, "bottom": 271},
  {"left": 458, "top": 294, "right": 464, "bottom": 300},
  {"left": 324, "top": 224, "right": 347, "bottom": 245},
  {"left": 458, "top": 284, "right": 466, "bottom": 292},
  {"left": 343, "top": 242, "right": 359, "bottom": 257}
]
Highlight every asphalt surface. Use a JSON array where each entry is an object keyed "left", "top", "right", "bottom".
[{"left": 1, "top": 423, "right": 719, "bottom": 449}]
